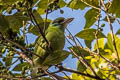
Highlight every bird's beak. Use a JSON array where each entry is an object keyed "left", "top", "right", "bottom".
[{"left": 63, "top": 18, "right": 74, "bottom": 28}]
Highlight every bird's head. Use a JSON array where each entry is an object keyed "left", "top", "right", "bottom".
[{"left": 51, "top": 17, "right": 74, "bottom": 31}]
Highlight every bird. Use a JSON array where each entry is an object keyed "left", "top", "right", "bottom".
[{"left": 32, "top": 17, "right": 74, "bottom": 77}]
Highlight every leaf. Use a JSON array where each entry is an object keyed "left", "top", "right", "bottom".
[
  {"left": 105, "top": 33, "right": 119, "bottom": 52},
  {"left": 71, "top": 73, "right": 84, "bottom": 80},
  {"left": 77, "top": 61, "right": 87, "bottom": 72},
  {"left": 67, "top": 0, "right": 87, "bottom": 10},
  {"left": 84, "top": 0, "right": 99, "bottom": 8},
  {"left": 84, "top": 8, "right": 99, "bottom": 28},
  {"left": 5, "top": 57, "right": 13, "bottom": 67},
  {"left": 116, "top": 39, "right": 120, "bottom": 57},
  {"left": 58, "top": 0, "right": 66, "bottom": 8},
  {"left": 37, "top": 8, "right": 46, "bottom": 15},
  {"left": 109, "top": 0, "right": 120, "bottom": 18},
  {"left": 75, "top": 29, "right": 106, "bottom": 40},
  {"left": 69, "top": 46, "right": 90, "bottom": 58},
  {"left": 42, "top": 50, "right": 69, "bottom": 66},
  {"left": 37, "top": 0, "right": 66, "bottom": 14},
  {"left": 0, "top": 0, "right": 18, "bottom": 4},
  {"left": 84, "top": 40, "right": 93, "bottom": 49},
  {"left": 116, "top": 29, "right": 120, "bottom": 35},
  {"left": 6, "top": 13, "right": 30, "bottom": 32},
  {"left": 68, "top": 0, "right": 99, "bottom": 10},
  {"left": 28, "top": 22, "right": 50, "bottom": 36},
  {"left": 103, "top": 16, "right": 115, "bottom": 23},
  {"left": 41, "top": 77, "right": 52, "bottom": 80},
  {"left": 37, "top": 0, "right": 50, "bottom": 9},
  {"left": 0, "top": 15, "right": 9, "bottom": 32},
  {"left": 104, "top": 33, "right": 120, "bottom": 59},
  {"left": 100, "top": 48, "right": 113, "bottom": 59},
  {"left": 13, "top": 62, "right": 30, "bottom": 71},
  {"left": 94, "top": 38, "right": 104, "bottom": 50},
  {"left": 33, "top": 11, "right": 43, "bottom": 23}
]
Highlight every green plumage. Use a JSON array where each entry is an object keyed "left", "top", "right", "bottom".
[{"left": 32, "top": 17, "right": 74, "bottom": 77}]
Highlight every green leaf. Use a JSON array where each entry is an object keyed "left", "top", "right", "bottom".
[
  {"left": 0, "top": 0, "right": 18, "bottom": 6},
  {"left": 105, "top": 33, "right": 119, "bottom": 52},
  {"left": 85, "top": 0, "right": 99, "bottom": 8},
  {"left": 109, "top": 0, "right": 120, "bottom": 18},
  {"left": 41, "top": 77, "right": 52, "bottom": 80},
  {"left": 84, "top": 8, "right": 99, "bottom": 28},
  {"left": 75, "top": 29, "right": 106, "bottom": 40},
  {"left": 71, "top": 73, "right": 84, "bottom": 80},
  {"left": 116, "top": 29, "right": 120, "bottom": 35},
  {"left": 84, "top": 40, "right": 93, "bottom": 49},
  {"left": 37, "top": 0, "right": 52, "bottom": 15},
  {"left": 0, "top": 15, "right": 9, "bottom": 32},
  {"left": 103, "top": 16, "right": 115, "bottom": 23},
  {"left": 33, "top": 11, "right": 43, "bottom": 23},
  {"left": 37, "top": 8, "right": 46, "bottom": 15},
  {"left": 116, "top": 39, "right": 120, "bottom": 57},
  {"left": 6, "top": 13, "right": 30, "bottom": 32},
  {"left": 67, "top": 0, "right": 87, "bottom": 10},
  {"left": 42, "top": 50, "right": 69, "bottom": 66},
  {"left": 37, "top": 0, "right": 50, "bottom": 9},
  {"left": 69, "top": 46, "right": 90, "bottom": 58},
  {"left": 68, "top": 0, "right": 99, "bottom": 10},
  {"left": 77, "top": 61, "right": 87, "bottom": 72},
  {"left": 94, "top": 38, "right": 104, "bottom": 50},
  {"left": 13, "top": 62, "right": 30, "bottom": 71},
  {"left": 5, "top": 57, "right": 13, "bottom": 67},
  {"left": 58, "top": 0, "right": 66, "bottom": 8},
  {"left": 28, "top": 22, "right": 50, "bottom": 36}
]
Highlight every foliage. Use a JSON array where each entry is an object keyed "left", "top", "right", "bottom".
[{"left": 0, "top": 0, "right": 120, "bottom": 80}]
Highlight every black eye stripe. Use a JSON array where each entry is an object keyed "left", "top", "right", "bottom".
[
  {"left": 52, "top": 17, "right": 65, "bottom": 24},
  {"left": 58, "top": 19, "right": 64, "bottom": 23}
]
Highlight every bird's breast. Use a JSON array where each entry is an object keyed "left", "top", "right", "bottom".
[{"left": 46, "top": 28, "right": 65, "bottom": 50}]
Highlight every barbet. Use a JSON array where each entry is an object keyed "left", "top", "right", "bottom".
[{"left": 32, "top": 17, "right": 74, "bottom": 77}]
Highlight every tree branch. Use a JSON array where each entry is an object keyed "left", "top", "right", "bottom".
[
  {"left": 100, "top": 0, "right": 120, "bottom": 63},
  {"left": 57, "top": 65, "right": 105, "bottom": 80}
]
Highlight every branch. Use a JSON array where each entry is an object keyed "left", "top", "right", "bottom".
[
  {"left": 66, "top": 33, "right": 98, "bottom": 77},
  {"left": 77, "top": 46, "right": 119, "bottom": 69},
  {"left": 80, "top": 0, "right": 101, "bottom": 10},
  {"left": 0, "top": 75, "right": 30, "bottom": 80},
  {"left": 57, "top": 65, "right": 105, "bottom": 80},
  {"left": 43, "top": 0, "right": 49, "bottom": 33},
  {"left": 32, "top": 69, "right": 67, "bottom": 80},
  {"left": 100, "top": 0, "right": 119, "bottom": 63},
  {"left": 27, "top": 8, "right": 52, "bottom": 50}
]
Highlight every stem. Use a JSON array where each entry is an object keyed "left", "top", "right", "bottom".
[{"left": 100, "top": 0, "right": 119, "bottom": 63}]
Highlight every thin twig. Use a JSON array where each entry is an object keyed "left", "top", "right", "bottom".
[
  {"left": 3, "top": 37, "right": 41, "bottom": 61},
  {"left": 62, "top": 71, "right": 71, "bottom": 80},
  {"left": 78, "top": 46, "right": 119, "bottom": 69},
  {"left": 66, "top": 28, "right": 83, "bottom": 47},
  {"left": 11, "top": 48, "right": 33, "bottom": 65},
  {"left": 0, "top": 75, "right": 30, "bottom": 80},
  {"left": 66, "top": 29, "right": 98, "bottom": 77},
  {"left": 70, "top": 48, "right": 90, "bottom": 71},
  {"left": 43, "top": 0, "right": 49, "bottom": 33},
  {"left": 80, "top": 0, "right": 101, "bottom": 10},
  {"left": 27, "top": 8, "right": 50, "bottom": 46},
  {"left": 95, "top": 2, "right": 101, "bottom": 54}
]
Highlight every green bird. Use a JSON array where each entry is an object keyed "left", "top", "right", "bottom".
[{"left": 32, "top": 17, "right": 74, "bottom": 77}]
